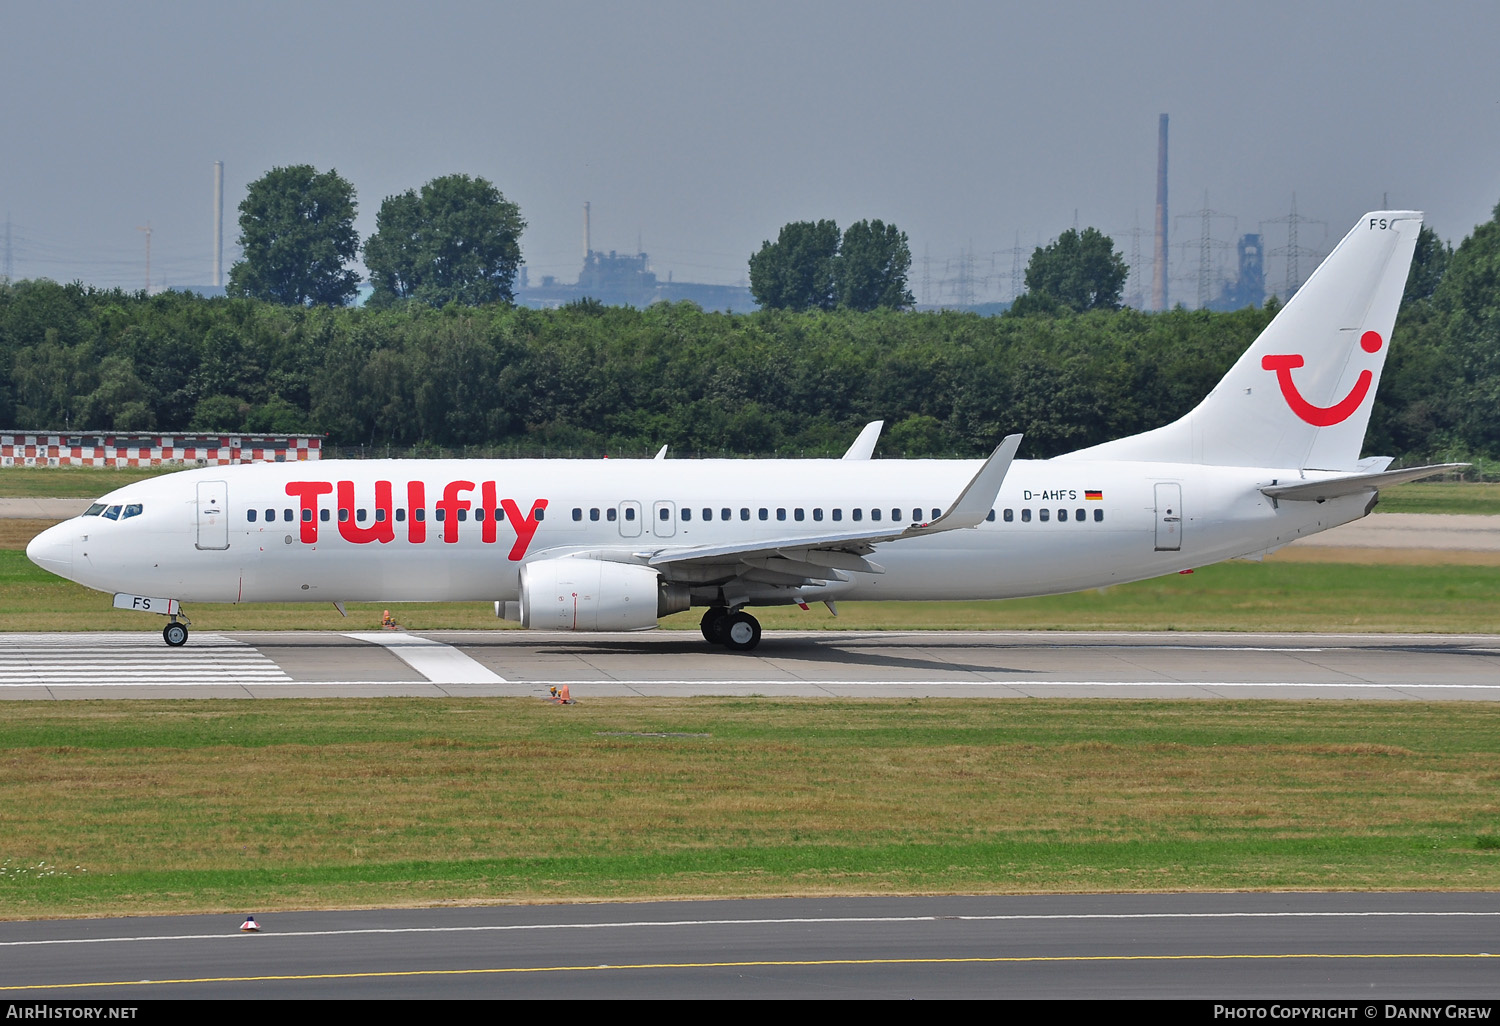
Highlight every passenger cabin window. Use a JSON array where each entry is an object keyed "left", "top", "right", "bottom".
[
  {"left": 395, "top": 509, "right": 406, "bottom": 522},
  {"left": 740, "top": 508, "right": 750, "bottom": 521},
  {"left": 813, "top": 508, "right": 824, "bottom": 521},
  {"left": 591, "top": 508, "right": 600, "bottom": 521},
  {"left": 572, "top": 508, "right": 583, "bottom": 522},
  {"left": 777, "top": 508, "right": 786, "bottom": 521},
  {"left": 266, "top": 508, "right": 275, "bottom": 521},
  {"left": 623, "top": 507, "right": 633, "bottom": 521},
  {"left": 1058, "top": 509, "right": 1067, "bottom": 522},
  {"left": 247, "top": 509, "right": 257, "bottom": 522},
  {"left": 852, "top": 508, "right": 862, "bottom": 522},
  {"left": 534, "top": 508, "right": 545, "bottom": 521},
  {"left": 321, "top": 509, "right": 331, "bottom": 522},
  {"left": 1039, "top": 509, "right": 1050, "bottom": 522},
  {"left": 721, "top": 508, "right": 731, "bottom": 521},
  {"left": 457, "top": 509, "right": 468, "bottom": 522},
  {"left": 891, "top": 508, "right": 902, "bottom": 522},
  {"left": 759, "top": 508, "right": 768, "bottom": 521},
  {"left": 357, "top": 509, "right": 368, "bottom": 522},
  {"left": 283, "top": 509, "right": 293, "bottom": 522},
  {"left": 795, "top": 508, "right": 805, "bottom": 521},
  {"left": 681, "top": 508, "right": 691, "bottom": 521},
  {"left": 494, "top": 507, "right": 505, "bottom": 521},
  {"left": 415, "top": 509, "right": 426, "bottom": 522},
  {"left": 436, "top": 509, "right": 445, "bottom": 522},
  {"left": 660, "top": 508, "right": 671, "bottom": 521},
  {"left": 871, "top": 508, "right": 881, "bottom": 521},
  {"left": 338, "top": 508, "right": 349, "bottom": 523},
  {"left": 1003, "top": 509, "right": 1014, "bottom": 522},
  {"left": 832, "top": 509, "right": 842, "bottom": 522},
  {"left": 1021, "top": 509, "right": 1031, "bottom": 522},
  {"left": 1094, "top": 509, "right": 1104, "bottom": 522},
  {"left": 607, "top": 508, "right": 617, "bottom": 522},
  {"left": 986, "top": 509, "right": 995, "bottom": 522},
  {"left": 1076, "top": 508, "right": 1085, "bottom": 522}
]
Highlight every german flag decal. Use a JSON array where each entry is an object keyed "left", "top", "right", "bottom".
[{"left": 1085, "top": 490, "right": 1103, "bottom": 501}]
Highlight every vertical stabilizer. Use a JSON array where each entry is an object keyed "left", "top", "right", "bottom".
[{"left": 1064, "top": 211, "right": 1422, "bottom": 470}]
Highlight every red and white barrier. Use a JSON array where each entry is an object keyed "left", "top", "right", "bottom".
[{"left": 1, "top": 433, "right": 322, "bottom": 467}]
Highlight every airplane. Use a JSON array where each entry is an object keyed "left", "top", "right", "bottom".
[{"left": 26, "top": 210, "right": 1461, "bottom": 651}]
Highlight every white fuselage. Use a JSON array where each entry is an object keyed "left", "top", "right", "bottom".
[{"left": 28, "top": 457, "right": 1372, "bottom": 607}]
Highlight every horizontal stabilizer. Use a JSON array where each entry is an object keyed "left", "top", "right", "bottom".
[{"left": 1260, "top": 463, "right": 1467, "bottom": 502}]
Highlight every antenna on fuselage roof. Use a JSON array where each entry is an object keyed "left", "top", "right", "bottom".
[{"left": 654, "top": 445, "right": 668, "bottom": 460}]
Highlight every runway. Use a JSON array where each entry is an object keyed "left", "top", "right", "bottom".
[
  {"left": 1, "top": 893, "right": 1496, "bottom": 999},
  {"left": 1, "top": 629, "right": 1498, "bottom": 699}
]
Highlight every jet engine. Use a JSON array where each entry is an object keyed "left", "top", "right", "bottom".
[{"left": 519, "top": 557, "right": 688, "bottom": 631}]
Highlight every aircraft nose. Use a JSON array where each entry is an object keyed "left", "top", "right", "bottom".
[{"left": 26, "top": 524, "right": 73, "bottom": 578}]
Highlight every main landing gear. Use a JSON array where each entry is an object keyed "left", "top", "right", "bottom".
[{"left": 700, "top": 606, "right": 762, "bottom": 652}]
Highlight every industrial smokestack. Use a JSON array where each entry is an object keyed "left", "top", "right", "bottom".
[
  {"left": 213, "top": 161, "right": 224, "bottom": 288},
  {"left": 1151, "top": 114, "right": 1168, "bottom": 311},
  {"left": 583, "top": 201, "right": 591, "bottom": 260}
]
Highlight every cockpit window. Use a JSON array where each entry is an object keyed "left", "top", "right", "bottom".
[
  {"left": 102, "top": 505, "right": 122, "bottom": 520},
  {"left": 122, "top": 504, "right": 143, "bottom": 520},
  {"left": 84, "top": 503, "right": 106, "bottom": 516}
]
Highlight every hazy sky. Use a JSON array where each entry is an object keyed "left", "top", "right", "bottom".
[{"left": 3, "top": 0, "right": 1498, "bottom": 303}]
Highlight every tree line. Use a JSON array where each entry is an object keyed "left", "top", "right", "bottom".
[
  {"left": 0, "top": 199, "right": 1493, "bottom": 472},
  {"left": 2, "top": 189, "right": 1495, "bottom": 471},
  {"left": 227, "top": 165, "right": 524, "bottom": 309}
]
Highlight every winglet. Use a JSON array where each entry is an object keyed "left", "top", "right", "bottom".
[
  {"left": 842, "top": 421, "right": 884, "bottom": 460},
  {"left": 906, "top": 433, "right": 1022, "bottom": 534}
]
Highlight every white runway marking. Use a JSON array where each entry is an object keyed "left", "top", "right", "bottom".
[
  {"left": 5, "top": 910, "right": 1497, "bottom": 947},
  {"left": 343, "top": 632, "right": 508, "bottom": 683},
  {"left": 0, "top": 633, "right": 290, "bottom": 686},
  {"left": 506, "top": 679, "right": 1500, "bottom": 691}
]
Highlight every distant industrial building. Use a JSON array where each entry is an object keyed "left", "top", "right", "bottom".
[
  {"left": 517, "top": 202, "right": 755, "bottom": 311},
  {"left": 516, "top": 248, "right": 757, "bottom": 312},
  {"left": 1207, "top": 233, "right": 1266, "bottom": 311}
]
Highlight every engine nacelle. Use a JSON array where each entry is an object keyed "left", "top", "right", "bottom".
[{"left": 520, "top": 557, "right": 685, "bottom": 631}]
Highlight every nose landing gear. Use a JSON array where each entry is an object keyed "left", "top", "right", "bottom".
[{"left": 163, "top": 617, "right": 189, "bottom": 647}]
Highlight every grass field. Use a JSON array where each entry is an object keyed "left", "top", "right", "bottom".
[
  {"left": 1, "top": 698, "right": 1497, "bottom": 918},
  {"left": 1374, "top": 480, "right": 1500, "bottom": 515},
  {"left": 2, "top": 468, "right": 1496, "bottom": 921},
  {"left": 2, "top": 547, "right": 1498, "bottom": 634},
  {"left": 0, "top": 466, "right": 176, "bottom": 498},
  {"left": 4, "top": 487, "right": 1500, "bottom": 634}
]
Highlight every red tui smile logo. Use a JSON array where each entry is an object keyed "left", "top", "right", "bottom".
[{"left": 1261, "top": 331, "right": 1382, "bottom": 427}]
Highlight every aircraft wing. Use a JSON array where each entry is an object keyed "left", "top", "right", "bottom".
[
  {"left": 648, "top": 434, "right": 1022, "bottom": 577},
  {"left": 1259, "top": 463, "right": 1467, "bottom": 502}
]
